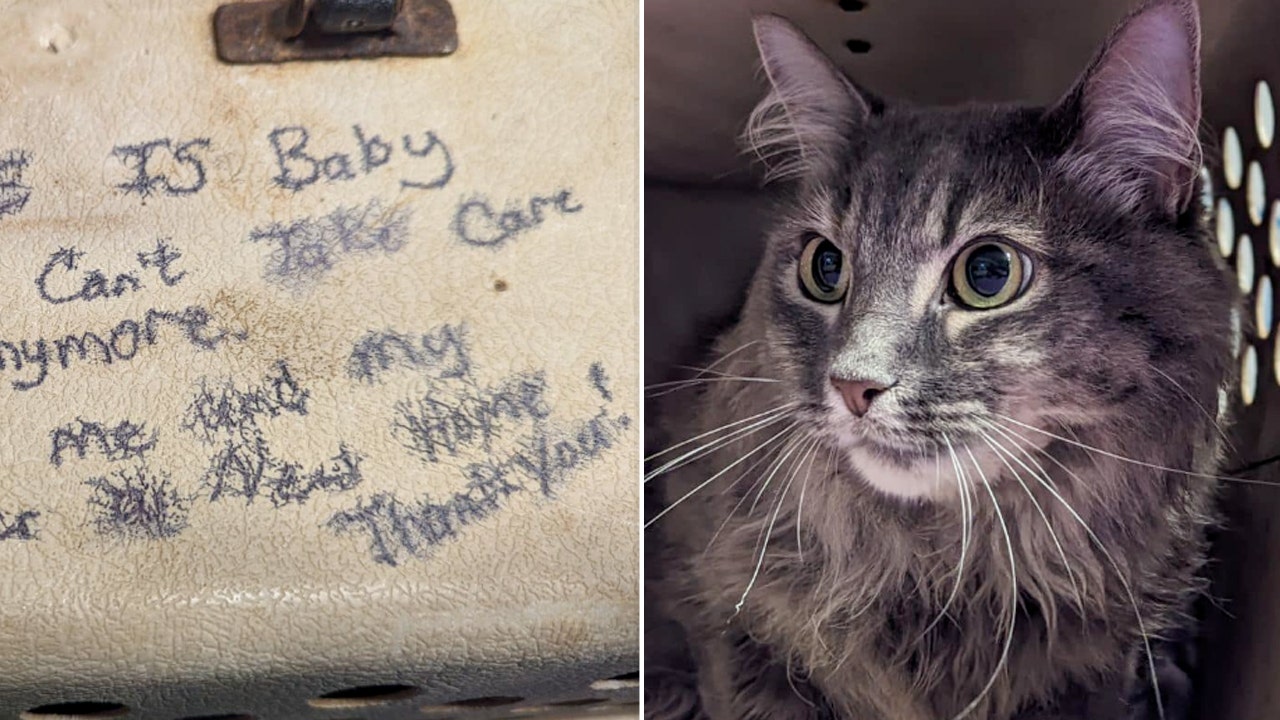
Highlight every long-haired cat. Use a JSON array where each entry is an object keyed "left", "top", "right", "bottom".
[{"left": 645, "top": 0, "right": 1240, "bottom": 718}]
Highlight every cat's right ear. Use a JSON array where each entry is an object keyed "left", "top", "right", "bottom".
[
  {"left": 1046, "top": 0, "right": 1202, "bottom": 218},
  {"left": 746, "top": 15, "right": 871, "bottom": 183}
]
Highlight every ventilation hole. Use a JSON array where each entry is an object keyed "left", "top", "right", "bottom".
[
  {"left": 1224, "top": 126, "right": 1244, "bottom": 189},
  {"left": 589, "top": 678, "right": 641, "bottom": 692},
  {"left": 1242, "top": 344, "right": 1259, "bottom": 406},
  {"left": 445, "top": 696, "right": 523, "bottom": 708},
  {"left": 838, "top": 0, "right": 868, "bottom": 10},
  {"left": 548, "top": 699, "right": 608, "bottom": 707},
  {"left": 507, "top": 708, "right": 615, "bottom": 718},
  {"left": 1238, "top": 235, "right": 1257, "bottom": 294},
  {"left": 609, "top": 672, "right": 639, "bottom": 681},
  {"left": 844, "top": 39, "right": 872, "bottom": 54},
  {"left": 21, "top": 703, "right": 129, "bottom": 719},
  {"left": 1232, "top": 307, "right": 1245, "bottom": 359},
  {"left": 1258, "top": 80, "right": 1276, "bottom": 149},
  {"left": 1218, "top": 199, "right": 1236, "bottom": 257},
  {"left": 308, "top": 685, "right": 420, "bottom": 709},
  {"left": 1248, "top": 162, "right": 1267, "bottom": 226},
  {"left": 1258, "top": 275, "right": 1274, "bottom": 340},
  {"left": 176, "top": 715, "right": 254, "bottom": 720},
  {"left": 1271, "top": 200, "right": 1280, "bottom": 266},
  {"left": 1201, "top": 166, "right": 1215, "bottom": 218}
]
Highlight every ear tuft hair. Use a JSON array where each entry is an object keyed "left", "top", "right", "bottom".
[
  {"left": 1053, "top": 0, "right": 1203, "bottom": 218},
  {"left": 742, "top": 15, "right": 869, "bottom": 184}
]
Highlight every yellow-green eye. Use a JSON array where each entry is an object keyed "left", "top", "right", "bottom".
[
  {"left": 950, "top": 239, "right": 1029, "bottom": 309},
  {"left": 799, "top": 236, "right": 849, "bottom": 303}
]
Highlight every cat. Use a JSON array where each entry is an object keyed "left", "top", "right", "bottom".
[{"left": 644, "top": 0, "right": 1241, "bottom": 718}]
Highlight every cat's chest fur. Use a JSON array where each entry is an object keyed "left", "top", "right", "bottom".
[{"left": 655, "top": 354, "right": 1214, "bottom": 719}]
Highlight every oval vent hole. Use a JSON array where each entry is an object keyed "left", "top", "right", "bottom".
[
  {"left": 22, "top": 703, "right": 130, "bottom": 719},
  {"left": 589, "top": 672, "right": 641, "bottom": 692},
  {"left": 308, "top": 685, "right": 420, "bottom": 708},
  {"left": 844, "top": 39, "right": 872, "bottom": 54},
  {"left": 549, "top": 698, "right": 608, "bottom": 707},
  {"left": 446, "top": 696, "right": 524, "bottom": 708},
  {"left": 838, "top": 0, "right": 868, "bottom": 10}
]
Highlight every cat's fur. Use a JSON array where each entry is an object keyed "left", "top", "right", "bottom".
[{"left": 646, "top": 1, "right": 1240, "bottom": 718}]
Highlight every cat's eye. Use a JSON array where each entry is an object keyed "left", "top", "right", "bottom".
[
  {"left": 798, "top": 236, "right": 849, "bottom": 303},
  {"left": 950, "top": 239, "right": 1030, "bottom": 310}
]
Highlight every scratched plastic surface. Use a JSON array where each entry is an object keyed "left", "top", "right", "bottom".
[{"left": 0, "top": 1, "right": 639, "bottom": 718}]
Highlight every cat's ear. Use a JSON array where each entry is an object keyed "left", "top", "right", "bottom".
[
  {"left": 1050, "top": 0, "right": 1202, "bottom": 218},
  {"left": 745, "top": 15, "right": 872, "bottom": 183}
]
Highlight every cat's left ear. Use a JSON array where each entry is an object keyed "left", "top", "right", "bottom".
[
  {"left": 1049, "top": 0, "right": 1202, "bottom": 218},
  {"left": 745, "top": 15, "right": 875, "bottom": 183}
]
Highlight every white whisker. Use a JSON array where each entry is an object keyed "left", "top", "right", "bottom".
[
  {"left": 979, "top": 428, "right": 1086, "bottom": 620},
  {"left": 754, "top": 436, "right": 818, "bottom": 553},
  {"left": 674, "top": 366, "right": 777, "bottom": 382},
  {"left": 644, "top": 406, "right": 795, "bottom": 482},
  {"left": 1148, "top": 364, "right": 1238, "bottom": 458},
  {"left": 992, "top": 413, "right": 1268, "bottom": 487},
  {"left": 699, "top": 340, "right": 760, "bottom": 373},
  {"left": 750, "top": 433, "right": 813, "bottom": 515},
  {"left": 646, "top": 375, "right": 782, "bottom": 398},
  {"left": 797, "top": 443, "right": 836, "bottom": 564},
  {"left": 646, "top": 422, "right": 799, "bottom": 529},
  {"left": 645, "top": 403, "right": 796, "bottom": 463},
  {"left": 986, "top": 419, "right": 1165, "bottom": 720},
  {"left": 705, "top": 430, "right": 805, "bottom": 555},
  {"left": 734, "top": 448, "right": 801, "bottom": 618},
  {"left": 951, "top": 445, "right": 1017, "bottom": 720},
  {"left": 783, "top": 435, "right": 824, "bottom": 550},
  {"left": 921, "top": 434, "right": 971, "bottom": 639}
]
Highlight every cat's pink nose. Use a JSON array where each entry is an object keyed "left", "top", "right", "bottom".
[{"left": 831, "top": 377, "right": 890, "bottom": 417}]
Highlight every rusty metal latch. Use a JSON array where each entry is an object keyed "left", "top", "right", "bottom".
[{"left": 214, "top": 0, "right": 457, "bottom": 64}]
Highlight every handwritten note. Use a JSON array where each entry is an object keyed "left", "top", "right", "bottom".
[
  {"left": 36, "top": 241, "right": 187, "bottom": 305},
  {"left": 50, "top": 418, "right": 158, "bottom": 467},
  {"left": 453, "top": 189, "right": 583, "bottom": 248},
  {"left": 268, "top": 124, "right": 454, "bottom": 192},
  {"left": 86, "top": 465, "right": 192, "bottom": 540},
  {"left": 328, "top": 405, "right": 630, "bottom": 565},
  {"left": 112, "top": 137, "right": 211, "bottom": 198},
  {"left": 348, "top": 324, "right": 471, "bottom": 383},
  {"left": 3, "top": 111, "right": 616, "bottom": 559},
  {"left": 392, "top": 371, "right": 552, "bottom": 464},
  {"left": 248, "top": 198, "right": 411, "bottom": 287},
  {"left": 184, "top": 361, "right": 364, "bottom": 507},
  {"left": 0, "top": 149, "right": 32, "bottom": 219},
  {"left": 0, "top": 510, "right": 38, "bottom": 542},
  {"left": 332, "top": 328, "right": 630, "bottom": 565},
  {"left": 0, "top": 7, "right": 636, "bottom": 707},
  {"left": 0, "top": 306, "right": 242, "bottom": 391}
]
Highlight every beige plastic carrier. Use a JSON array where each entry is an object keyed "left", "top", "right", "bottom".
[{"left": 0, "top": 1, "right": 639, "bottom": 718}]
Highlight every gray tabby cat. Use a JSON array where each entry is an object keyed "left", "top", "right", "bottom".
[{"left": 645, "top": 0, "right": 1241, "bottom": 718}]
